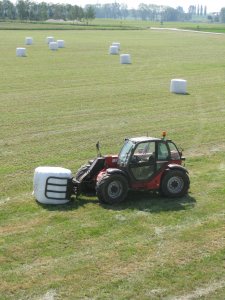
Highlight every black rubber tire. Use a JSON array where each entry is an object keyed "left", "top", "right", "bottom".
[
  {"left": 75, "top": 163, "right": 95, "bottom": 194},
  {"left": 96, "top": 173, "right": 128, "bottom": 204},
  {"left": 75, "top": 164, "right": 91, "bottom": 181},
  {"left": 161, "top": 170, "right": 190, "bottom": 197}
]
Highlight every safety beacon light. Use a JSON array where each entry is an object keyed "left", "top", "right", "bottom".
[{"left": 162, "top": 131, "right": 167, "bottom": 140}]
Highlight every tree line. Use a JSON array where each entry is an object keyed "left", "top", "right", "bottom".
[
  {"left": 93, "top": 3, "right": 206, "bottom": 21},
  {"left": 0, "top": 0, "right": 225, "bottom": 23},
  {"left": 0, "top": 0, "right": 95, "bottom": 22}
]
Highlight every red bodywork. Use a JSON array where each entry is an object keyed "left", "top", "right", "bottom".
[
  {"left": 104, "top": 155, "right": 118, "bottom": 168},
  {"left": 97, "top": 155, "right": 183, "bottom": 191}
]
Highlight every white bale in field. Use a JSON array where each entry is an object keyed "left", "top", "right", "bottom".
[
  {"left": 109, "top": 45, "right": 119, "bottom": 55},
  {"left": 57, "top": 40, "right": 65, "bottom": 48},
  {"left": 33, "top": 166, "right": 72, "bottom": 204},
  {"left": 46, "top": 36, "right": 54, "bottom": 44},
  {"left": 120, "top": 54, "right": 131, "bottom": 64},
  {"left": 49, "top": 41, "right": 58, "bottom": 50},
  {"left": 170, "top": 79, "right": 187, "bottom": 94},
  {"left": 16, "top": 47, "right": 26, "bottom": 57},
  {"left": 112, "top": 42, "right": 120, "bottom": 50},
  {"left": 25, "top": 37, "right": 33, "bottom": 45}
]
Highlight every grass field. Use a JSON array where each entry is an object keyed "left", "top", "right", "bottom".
[
  {"left": 1, "top": 24, "right": 225, "bottom": 299},
  {"left": 1, "top": 19, "right": 225, "bottom": 33}
]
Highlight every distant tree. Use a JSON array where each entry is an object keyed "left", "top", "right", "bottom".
[
  {"left": 188, "top": 5, "right": 195, "bottom": 16},
  {"left": 111, "top": 2, "right": 121, "bottom": 19},
  {"left": 163, "top": 7, "right": 182, "bottom": 21},
  {"left": 91, "top": 4, "right": 102, "bottom": 18},
  {"left": 38, "top": 2, "right": 48, "bottom": 20},
  {"left": 52, "top": 4, "right": 63, "bottom": 19},
  {"left": 204, "top": 6, "right": 207, "bottom": 16},
  {"left": 149, "top": 4, "right": 160, "bottom": 21},
  {"left": 214, "top": 13, "right": 219, "bottom": 22},
  {"left": 16, "top": 0, "right": 30, "bottom": 20},
  {"left": 2, "top": 0, "right": 16, "bottom": 19},
  {"left": 101, "top": 4, "right": 111, "bottom": 18},
  {"left": 0, "top": 1, "right": 3, "bottom": 18},
  {"left": 120, "top": 3, "right": 128, "bottom": 19},
  {"left": 68, "top": 5, "right": 75, "bottom": 22},
  {"left": 84, "top": 5, "right": 95, "bottom": 24},
  {"left": 130, "top": 8, "right": 138, "bottom": 20},
  {"left": 176, "top": 6, "right": 184, "bottom": 21},
  {"left": 200, "top": 5, "right": 203, "bottom": 16},
  {"left": 207, "top": 15, "right": 213, "bottom": 22},
  {"left": 138, "top": 3, "right": 150, "bottom": 21},
  {"left": 197, "top": 4, "right": 199, "bottom": 15},
  {"left": 220, "top": 7, "right": 225, "bottom": 23},
  {"left": 29, "top": 2, "right": 39, "bottom": 20}
]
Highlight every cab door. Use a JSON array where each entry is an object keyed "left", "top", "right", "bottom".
[
  {"left": 129, "top": 141, "right": 156, "bottom": 181},
  {"left": 156, "top": 140, "right": 170, "bottom": 171}
]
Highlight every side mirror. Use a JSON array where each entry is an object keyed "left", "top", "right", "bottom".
[
  {"left": 178, "top": 147, "right": 184, "bottom": 157},
  {"left": 96, "top": 141, "right": 102, "bottom": 157}
]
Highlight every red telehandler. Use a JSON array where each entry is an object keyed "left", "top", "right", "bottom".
[{"left": 72, "top": 132, "right": 190, "bottom": 204}]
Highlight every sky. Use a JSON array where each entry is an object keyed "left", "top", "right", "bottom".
[{"left": 36, "top": 0, "right": 223, "bottom": 13}]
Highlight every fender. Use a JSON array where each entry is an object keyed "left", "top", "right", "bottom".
[
  {"left": 106, "top": 168, "right": 127, "bottom": 177},
  {"left": 167, "top": 163, "right": 188, "bottom": 173}
]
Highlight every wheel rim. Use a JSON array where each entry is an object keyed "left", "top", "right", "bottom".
[
  {"left": 167, "top": 176, "right": 184, "bottom": 194},
  {"left": 107, "top": 180, "right": 123, "bottom": 199}
]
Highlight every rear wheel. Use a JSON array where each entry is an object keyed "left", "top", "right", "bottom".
[
  {"left": 161, "top": 170, "right": 190, "bottom": 197},
  {"left": 96, "top": 173, "right": 128, "bottom": 204}
]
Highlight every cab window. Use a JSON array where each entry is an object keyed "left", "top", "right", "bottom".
[
  {"left": 132, "top": 142, "right": 155, "bottom": 162},
  {"left": 157, "top": 142, "right": 169, "bottom": 160}
]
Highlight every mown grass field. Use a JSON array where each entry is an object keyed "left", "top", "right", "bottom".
[
  {"left": 2, "top": 19, "right": 225, "bottom": 33},
  {"left": 1, "top": 23, "right": 225, "bottom": 299}
]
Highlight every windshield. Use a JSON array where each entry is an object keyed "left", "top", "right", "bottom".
[{"left": 117, "top": 140, "right": 134, "bottom": 166}]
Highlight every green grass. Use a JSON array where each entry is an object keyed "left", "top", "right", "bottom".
[
  {"left": 2, "top": 19, "right": 225, "bottom": 33},
  {"left": 0, "top": 19, "right": 144, "bottom": 30},
  {"left": 155, "top": 21, "right": 225, "bottom": 33},
  {"left": 1, "top": 24, "right": 225, "bottom": 299}
]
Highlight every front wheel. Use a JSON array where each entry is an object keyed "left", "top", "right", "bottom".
[
  {"left": 161, "top": 170, "right": 190, "bottom": 197},
  {"left": 96, "top": 173, "right": 128, "bottom": 204}
]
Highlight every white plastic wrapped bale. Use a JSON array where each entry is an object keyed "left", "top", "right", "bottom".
[
  {"left": 170, "top": 79, "right": 187, "bottom": 94},
  {"left": 109, "top": 45, "right": 119, "bottom": 55},
  {"left": 33, "top": 166, "right": 72, "bottom": 204},
  {"left": 120, "top": 54, "right": 131, "bottom": 64},
  {"left": 49, "top": 42, "right": 58, "bottom": 50},
  {"left": 46, "top": 36, "right": 54, "bottom": 44},
  {"left": 57, "top": 40, "right": 65, "bottom": 48},
  {"left": 25, "top": 37, "right": 33, "bottom": 45},
  {"left": 112, "top": 42, "right": 120, "bottom": 50},
  {"left": 16, "top": 48, "right": 26, "bottom": 57}
]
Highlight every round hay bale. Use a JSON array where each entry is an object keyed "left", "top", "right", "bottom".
[
  {"left": 57, "top": 40, "right": 65, "bottom": 48},
  {"left": 46, "top": 36, "right": 54, "bottom": 44},
  {"left": 16, "top": 47, "right": 26, "bottom": 57},
  {"left": 25, "top": 37, "right": 33, "bottom": 45},
  {"left": 170, "top": 79, "right": 187, "bottom": 94},
  {"left": 112, "top": 42, "right": 120, "bottom": 50},
  {"left": 120, "top": 54, "right": 131, "bottom": 64},
  {"left": 49, "top": 41, "right": 58, "bottom": 50},
  {"left": 109, "top": 45, "right": 119, "bottom": 55},
  {"left": 33, "top": 166, "right": 72, "bottom": 205}
]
